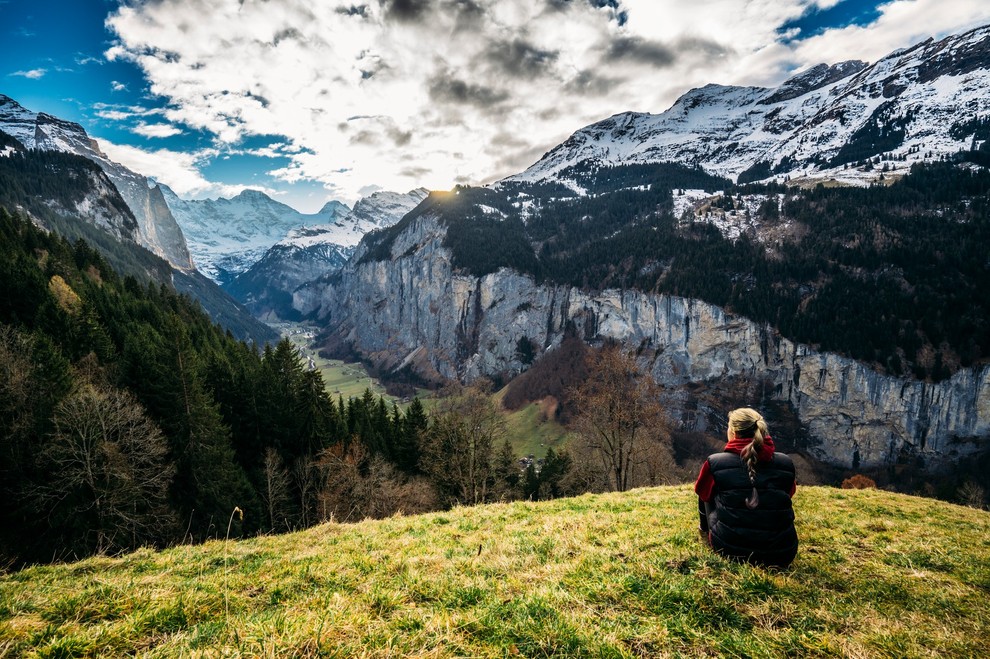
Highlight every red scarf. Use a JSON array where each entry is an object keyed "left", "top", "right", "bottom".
[{"left": 724, "top": 435, "right": 776, "bottom": 461}]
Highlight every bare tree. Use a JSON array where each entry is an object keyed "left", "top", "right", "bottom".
[
  {"left": 569, "top": 345, "right": 673, "bottom": 492},
  {"left": 420, "top": 383, "right": 507, "bottom": 506},
  {"left": 261, "top": 448, "right": 292, "bottom": 532},
  {"left": 312, "top": 443, "right": 437, "bottom": 522},
  {"left": 39, "top": 383, "right": 176, "bottom": 554}
]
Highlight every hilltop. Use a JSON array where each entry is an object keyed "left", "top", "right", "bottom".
[{"left": 1, "top": 486, "right": 988, "bottom": 657}]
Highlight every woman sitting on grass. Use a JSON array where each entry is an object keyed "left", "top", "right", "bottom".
[{"left": 694, "top": 408, "right": 798, "bottom": 567}]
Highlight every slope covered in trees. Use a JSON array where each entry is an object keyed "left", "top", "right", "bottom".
[
  {"left": 0, "top": 137, "right": 278, "bottom": 345},
  {"left": 0, "top": 208, "right": 436, "bottom": 565},
  {"left": 364, "top": 161, "right": 990, "bottom": 381}
]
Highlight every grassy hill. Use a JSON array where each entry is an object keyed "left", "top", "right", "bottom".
[{"left": 1, "top": 486, "right": 988, "bottom": 657}]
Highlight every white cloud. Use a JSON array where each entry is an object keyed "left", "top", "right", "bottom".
[
  {"left": 10, "top": 68, "right": 46, "bottom": 79},
  {"left": 111, "top": 81, "right": 128, "bottom": 92},
  {"left": 130, "top": 122, "right": 182, "bottom": 138},
  {"left": 95, "top": 138, "right": 249, "bottom": 198},
  {"left": 96, "top": 109, "right": 134, "bottom": 121},
  {"left": 104, "top": 0, "right": 990, "bottom": 200}
]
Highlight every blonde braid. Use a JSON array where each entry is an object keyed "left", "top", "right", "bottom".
[{"left": 728, "top": 409, "right": 768, "bottom": 509}]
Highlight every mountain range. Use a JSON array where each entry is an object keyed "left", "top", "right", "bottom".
[
  {"left": 292, "top": 24, "right": 990, "bottom": 472},
  {"left": 159, "top": 186, "right": 350, "bottom": 284},
  {"left": 2, "top": 23, "right": 990, "bottom": 475},
  {"left": 223, "top": 187, "right": 428, "bottom": 319},
  {"left": 511, "top": 24, "right": 990, "bottom": 189}
]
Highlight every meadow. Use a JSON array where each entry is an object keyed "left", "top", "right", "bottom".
[{"left": 2, "top": 486, "right": 987, "bottom": 657}]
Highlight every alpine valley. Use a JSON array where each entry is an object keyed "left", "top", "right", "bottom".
[
  {"left": 293, "top": 24, "right": 990, "bottom": 476},
  {"left": 3, "top": 21, "right": 990, "bottom": 494}
]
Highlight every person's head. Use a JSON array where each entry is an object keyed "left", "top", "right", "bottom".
[
  {"left": 728, "top": 407, "right": 769, "bottom": 508},
  {"left": 727, "top": 407, "right": 768, "bottom": 443}
]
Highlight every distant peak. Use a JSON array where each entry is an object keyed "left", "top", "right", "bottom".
[
  {"left": 759, "top": 59, "right": 866, "bottom": 105},
  {"left": 235, "top": 188, "right": 269, "bottom": 198},
  {"left": 318, "top": 199, "right": 351, "bottom": 216}
]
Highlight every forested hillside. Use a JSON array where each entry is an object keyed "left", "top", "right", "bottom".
[
  {"left": 362, "top": 161, "right": 990, "bottom": 382},
  {"left": 0, "top": 208, "right": 438, "bottom": 565},
  {"left": 0, "top": 135, "right": 278, "bottom": 345}
]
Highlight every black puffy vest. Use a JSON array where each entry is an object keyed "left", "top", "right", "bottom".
[{"left": 704, "top": 451, "right": 798, "bottom": 567}]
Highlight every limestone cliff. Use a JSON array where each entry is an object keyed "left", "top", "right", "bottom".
[{"left": 295, "top": 213, "right": 990, "bottom": 470}]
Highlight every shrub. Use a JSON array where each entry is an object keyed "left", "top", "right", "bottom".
[{"left": 841, "top": 474, "right": 877, "bottom": 489}]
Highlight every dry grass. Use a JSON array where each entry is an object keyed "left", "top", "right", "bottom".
[{"left": 1, "top": 486, "right": 988, "bottom": 657}]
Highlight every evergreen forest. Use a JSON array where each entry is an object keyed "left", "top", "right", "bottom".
[{"left": 0, "top": 206, "right": 586, "bottom": 565}]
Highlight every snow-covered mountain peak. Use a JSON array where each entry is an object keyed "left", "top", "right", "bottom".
[
  {"left": 278, "top": 187, "right": 429, "bottom": 250},
  {"left": 318, "top": 199, "right": 351, "bottom": 218},
  {"left": 507, "top": 23, "right": 990, "bottom": 189},
  {"left": 349, "top": 188, "right": 429, "bottom": 227},
  {"left": 163, "top": 185, "right": 427, "bottom": 284},
  {"left": 225, "top": 187, "right": 430, "bottom": 318},
  {"left": 759, "top": 60, "right": 866, "bottom": 105}
]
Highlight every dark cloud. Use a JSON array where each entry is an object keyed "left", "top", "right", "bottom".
[
  {"left": 382, "top": 0, "right": 432, "bottom": 22},
  {"left": 271, "top": 28, "right": 301, "bottom": 46},
  {"left": 606, "top": 36, "right": 676, "bottom": 67},
  {"left": 335, "top": 4, "right": 370, "bottom": 17},
  {"left": 489, "top": 131, "right": 529, "bottom": 149},
  {"left": 484, "top": 39, "right": 558, "bottom": 79},
  {"left": 491, "top": 141, "right": 555, "bottom": 176},
  {"left": 399, "top": 165, "right": 432, "bottom": 178},
  {"left": 344, "top": 116, "right": 411, "bottom": 147},
  {"left": 387, "top": 126, "right": 413, "bottom": 147},
  {"left": 564, "top": 69, "right": 622, "bottom": 96},
  {"left": 427, "top": 74, "right": 509, "bottom": 107},
  {"left": 450, "top": 0, "right": 486, "bottom": 32},
  {"left": 349, "top": 129, "right": 380, "bottom": 146},
  {"left": 675, "top": 36, "right": 735, "bottom": 59}
]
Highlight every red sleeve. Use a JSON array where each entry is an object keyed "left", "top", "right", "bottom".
[
  {"left": 789, "top": 478, "right": 796, "bottom": 498},
  {"left": 694, "top": 460, "right": 715, "bottom": 502}
]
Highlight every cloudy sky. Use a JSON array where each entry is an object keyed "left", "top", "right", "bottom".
[{"left": 5, "top": 0, "right": 990, "bottom": 211}]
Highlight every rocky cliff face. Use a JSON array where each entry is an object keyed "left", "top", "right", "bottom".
[
  {"left": 0, "top": 95, "right": 194, "bottom": 270},
  {"left": 296, "top": 213, "right": 989, "bottom": 470}
]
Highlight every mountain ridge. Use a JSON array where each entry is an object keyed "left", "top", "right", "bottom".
[
  {"left": 508, "top": 23, "right": 990, "bottom": 190},
  {"left": 0, "top": 94, "right": 194, "bottom": 270}
]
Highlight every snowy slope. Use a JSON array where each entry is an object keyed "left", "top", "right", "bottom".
[
  {"left": 277, "top": 188, "right": 429, "bottom": 250},
  {"left": 508, "top": 24, "right": 990, "bottom": 188},
  {"left": 225, "top": 188, "right": 429, "bottom": 318},
  {"left": 160, "top": 186, "right": 350, "bottom": 283},
  {"left": 0, "top": 95, "right": 194, "bottom": 269}
]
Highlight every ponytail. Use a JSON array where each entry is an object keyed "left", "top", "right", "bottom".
[{"left": 728, "top": 409, "right": 768, "bottom": 510}]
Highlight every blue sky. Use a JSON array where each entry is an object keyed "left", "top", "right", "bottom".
[{"left": 4, "top": 0, "right": 989, "bottom": 211}]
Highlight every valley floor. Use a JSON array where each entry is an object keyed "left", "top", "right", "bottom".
[{"left": 1, "top": 486, "right": 987, "bottom": 657}]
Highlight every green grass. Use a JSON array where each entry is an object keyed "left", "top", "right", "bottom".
[
  {"left": 501, "top": 399, "right": 572, "bottom": 459},
  {"left": 2, "top": 486, "right": 988, "bottom": 657}
]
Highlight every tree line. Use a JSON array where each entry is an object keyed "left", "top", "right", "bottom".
[{"left": 0, "top": 207, "right": 675, "bottom": 566}]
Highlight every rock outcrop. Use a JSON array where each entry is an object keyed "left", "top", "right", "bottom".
[{"left": 296, "top": 213, "right": 990, "bottom": 470}]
